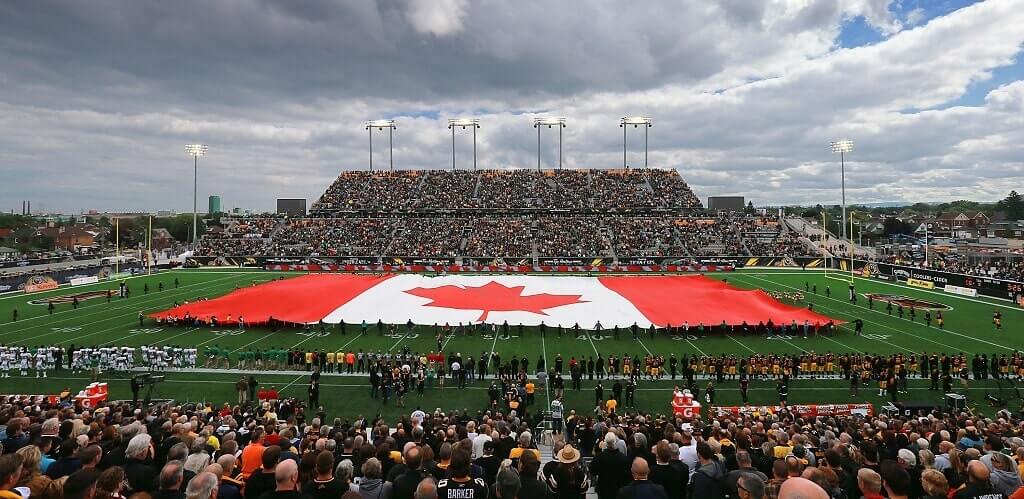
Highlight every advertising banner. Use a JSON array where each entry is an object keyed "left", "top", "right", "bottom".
[
  {"left": 857, "top": 260, "right": 1023, "bottom": 301},
  {"left": 69, "top": 276, "right": 100, "bottom": 286},
  {"left": 907, "top": 278, "right": 935, "bottom": 289},
  {"left": 24, "top": 279, "right": 59, "bottom": 293},
  {"left": 944, "top": 284, "right": 978, "bottom": 297}
]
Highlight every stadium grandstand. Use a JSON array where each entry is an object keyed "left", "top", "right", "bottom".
[{"left": 194, "top": 169, "right": 819, "bottom": 260}]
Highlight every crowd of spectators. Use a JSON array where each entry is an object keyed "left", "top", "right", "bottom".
[
  {"left": 197, "top": 215, "right": 815, "bottom": 259},
  {"left": 534, "top": 217, "right": 609, "bottom": 258},
  {"left": 873, "top": 254, "right": 1024, "bottom": 283},
  {"left": 5, "top": 384, "right": 1024, "bottom": 499},
  {"left": 463, "top": 218, "right": 533, "bottom": 258},
  {"left": 310, "top": 169, "right": 703, "bottom": 213},
  {"left": 269, "top": 219, "right": 399, "bottom": 257}
]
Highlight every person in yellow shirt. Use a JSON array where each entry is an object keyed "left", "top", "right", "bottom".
[
  {"left": 326, "top": 351, "right": 336, "bottom": 372},
  {"left": 525, "top": 381, "right": 535, "bottom": 406},
  {"left": 605, "top": 397, "right": 618, "bottom": 414},
  {"left": 305, "top": 351, "right": 313, "bottom": 370}
]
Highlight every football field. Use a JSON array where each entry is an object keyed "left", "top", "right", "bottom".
[{"left": 0, "top": 268, "right": 1021, "bottom": 421}]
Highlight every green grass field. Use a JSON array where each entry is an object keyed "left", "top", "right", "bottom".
[{"left": 0, "top": 268, "right": 1021, "bottom": 421}]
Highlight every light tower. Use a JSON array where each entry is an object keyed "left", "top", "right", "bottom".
[
  {"left": 366, "top": 120, "right": 396, "bottom": 171},
  {"left": 533, "top": 117, "right": 567, "bottom": 171},
  {"left": 830, "top": 139, "right": 854, "bottom": 243},
  {"left": 620, "top": 116, "right": 652, "bottom": 168},
  {"left": 447, "top": 118, "right": 480, "bottom": 170},
  {"left": 184, "top": 143, "right": 208, "bottom": 247}
]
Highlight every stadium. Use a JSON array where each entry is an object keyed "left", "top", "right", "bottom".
[{"left": 3, "top": 3, "right": 1024, "bottom": 499}]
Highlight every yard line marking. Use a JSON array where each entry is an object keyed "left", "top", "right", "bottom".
[
  {"left": 684, "top": 337, "right": 708, "bottom": 357},
  {"left": 0, "top": 273, "right": 243, "bottom": 333},
  {"left": 279, "top": 374, "right": 307, "bottom": 394},
  {"left": 725, "top": 335, "right": 757, "bottom": 354},
  {"left": 585, "top": 330, "right": 600, "bottom": 357},
  {"left": 389, "top": 326, "right": 416, "bottom": 353},
  {"left": 738, "top": 273, "right": 996, "bottom": 352},
  {"left": 230, "top": 333, "right": 276, "bottom": 353},
  {"left": 486, "top": 325, "right": 500, "bottom": 368}
]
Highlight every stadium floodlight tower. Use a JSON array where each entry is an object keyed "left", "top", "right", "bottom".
[
  {"left": 447, "top": 118, "right": 480, "bottom": 170},
  {"left": 366, "top": 120, "right": 396, "bottom": 171},
  {"left": 620, "top": 116, "right": 652, "bottom": 169},
  {"left": 830, "top": 139, "right": 854, "bottom": 243},
  {"left": 184, "top": 144, "right": 208, "bottom": 247},
  {"left": 533, "top": 117, "right": 567, "bottom": 171}
]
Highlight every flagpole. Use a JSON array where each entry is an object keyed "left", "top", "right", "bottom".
[
  {"left": 115, "top": 218, "right": 119, "bottom": 276},
  {"left": 148, "top": 215, "right": 153, "bottom": 275}
]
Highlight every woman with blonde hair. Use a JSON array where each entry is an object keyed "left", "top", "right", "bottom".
[
  {"left": 921, "top": 469, "right": 949, "bottom": 499},
  {"left": 16, "top": 445, "right": 59, "bottom": 499},
  {"left": 945, "top": 448, "right": 969, "bottom": 491},
  {"left": 919, "top": 449, "right": 936, "bottom": 470},
  {"left": 95, "top": 467, "right": 128, "bottom": 499}
]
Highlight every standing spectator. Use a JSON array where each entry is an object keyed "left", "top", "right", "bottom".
[
  {"left": 738, "top": 474, "right": 766, "bottom": 499},
  {"left": 185, "top": 472, "right": 219, "bottom": 499},
  {"left": 124, "top": 434, "right": 157, "bottom": 494},
  {"left": 591, "top": 433, "right": 630, "bottom": 499},
  {"left": 615, "top": 458, "right": 668, "bottom": 499},
  {"left": 692, "top": 442, "right": 725, "bottom": 499},
  {"left": 649, "top": 441, "right": 687, "bottom": 499},
  {"left": 547, "top": 446, "right": 589, "bottom": 499},
  {"left": 858, "top": 469, "right": 884, "bottom": 499},
  {"left": 920, "top": 469, "right": 949, "bottom": 499},
  {"left": 358, "top": 458, "right": 392, "bottom": 499},
  {"left": 495, "top": 467, "right": 521, "bottom": 499},
  {"left": 63, "top": 468, "right": 102, "bottom": 499},
  {"left": 880, "top": 461, "right": 912, "bottom": 499},
  {"left": 15, "top": 446, "right": 58, "bottom": 499},
  {"left": 516, "top": 451, "right": 551, "bottom": 499},
  {"left": 264, "top": 459, "right": 307, "bottom": 499},
  {"left": 725, "top": 450, "right": 767, "bottom": 497},
  {"left": 0, "top": 454, "right": 25, "bottom": 499},
  {"left": 244, "top": 445, "right": 281, "bottom": 499},
  {"left": 437, "top": 450, "right": 485, "bottom": 499},
  {"left": 954, "top": 461, "right": 1008, "bottom": 499},
  {"left": 303, "top": 451, "right": 346, "bottom": 499},
  {"left": 156, "top": 461, "right": 187, "bottom": 499}
]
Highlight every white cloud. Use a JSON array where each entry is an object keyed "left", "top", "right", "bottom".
[{"left": 404, "top": 0, "right": 468, "bottom": 36}]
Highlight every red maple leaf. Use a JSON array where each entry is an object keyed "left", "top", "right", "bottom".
[{"left": 403, "top": 281, "right": 587, "bottom": 322}]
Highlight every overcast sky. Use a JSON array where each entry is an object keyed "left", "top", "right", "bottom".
[{"left": 1, "top": 0, "right": 1022, "bottom": 214}]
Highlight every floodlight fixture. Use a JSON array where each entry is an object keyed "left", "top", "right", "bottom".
[
  {"left": 184, "top": 144, "right": 209, "bottom": 246},
  {"left": 830, "top": 139, "right": 854, "bottom": 154},
  {"left": 184, "top": 144, "right": 208, "bottom": 157},
  {"left": 620, "top": 116, "right": 653, "bottom": 168},
  {"left": 366, "top": 120, "right": 397, "bottom": 171},
  {"left": 448, "top": 118, "right": 481, "bottom": 170},
  {"left": 532, "top": 116, "right": 567, "bottom": 170}
]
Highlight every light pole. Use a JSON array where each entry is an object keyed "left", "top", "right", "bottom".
[
  {"left": 448, "top": 118, "right": 481, "bottom": 170},
  {"left": 184, "top": 144, "right": 208, "bottom": 247},
  {"left": 366, "top": 120, "right": 396, "bottom": 171},
  {"left": 533, "top": 117, "right": 567, "bottom": 170},
  {"left": 830, "top": 139, "right": 854, "bottom": 245},
  {"left": 620, "top": 116, "right": 652, "bottom": 169}
]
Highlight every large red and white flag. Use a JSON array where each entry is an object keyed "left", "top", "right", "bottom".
[{"left": 151, "top": 273, "right": 836, "bottom": 328}]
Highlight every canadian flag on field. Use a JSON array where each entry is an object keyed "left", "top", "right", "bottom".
[{"left": 151, "top": 273, "right": 836, "bottom": 328}]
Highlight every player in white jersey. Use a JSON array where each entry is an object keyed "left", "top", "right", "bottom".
[
  {"left": 0, "top": 347, "right": 10, "bottom": 377},
  {"left": 35, "top": 348, "right": 47, "bottom": 377},
  {"left": 19, "top": 348, "right": 30, "bottom": 376}
]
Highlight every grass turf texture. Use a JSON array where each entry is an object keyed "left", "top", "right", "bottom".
[{"left": 0, "top": 268, "right": 1021, "bottom": 422}]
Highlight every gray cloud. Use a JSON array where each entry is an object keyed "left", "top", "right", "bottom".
[{"left": 0, "top": 0, "right": 1021, "bottom": 213}]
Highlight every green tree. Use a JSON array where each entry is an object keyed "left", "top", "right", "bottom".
[{"left": 996, "top": 190, "right": 1024, "bottom": 220}]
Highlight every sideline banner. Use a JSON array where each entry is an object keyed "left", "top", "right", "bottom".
[
  {"left": 907, "top": 278, "right": 935, "bottom": 289},
  {"left": 944, "top": 284, "right": 978, "bottom": 297},
  {"left": 711, "top": 403, "right": 874, "bottom": 418},
  {"left": 24, "top": 280, "right": 59, "bottom": 293},
  {"left": 70, "top": 276, "right": 100, "bottom": 286},
  {"left": 855, "top": 260, "right": 1023, "bottom": 301}
]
